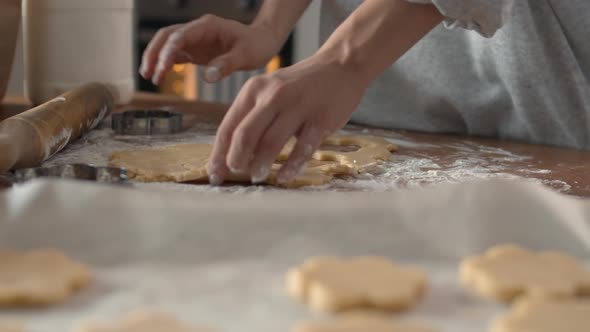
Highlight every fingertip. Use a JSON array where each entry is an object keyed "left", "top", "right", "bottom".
[
  {"left": 139, "top": 62, "right": 149, "bottom": 79},
  {"left": 205, "top": 65, "right": 222, "bottom": 83},
  {"left": 251, "top": 164, "right": 271, "bottom": 184},
  {"left": 227, "top": 159, "right": 245, "bottom": 175},
  {"left": 152, "top": 61, "right": 168, "bottom": 85},
  {"left": 277, "top": 135, "right": 319, "bottom": 185},
  {"left": 277, "top": 168, "right": 296, "bottom": 185},
  {"left": 151, "top": 75, "right": 160, "bottom": 86},
  {"left": 207, "top": 159, "right": 225, "bottom": 186},
  {"left": 208, "top": 173, "right": 224, "bottom": 186}
]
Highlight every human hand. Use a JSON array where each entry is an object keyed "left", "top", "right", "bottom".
[
  {"left": 140, "top": 14, "right": 282, "bottom": 85},
  {"left": 207, "top": 55, "right": 369, "bottom": 185}
]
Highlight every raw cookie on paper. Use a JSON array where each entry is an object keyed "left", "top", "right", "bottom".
[
  {"left": 287, "top": 256, "right": 427, "bottom": 313},
  {"left": 0, "top": 248, "right": 91, "bottom": 306},
  {"left": 460, "top": 244, "right": 590, "bottom": 302},
  {"left": 0, "top": 320, "right": 24, "bottom": 332},
  {"left": 492, "top": 298, "right": 590, "bottom": 332},
  {"left": 75, "top": 312, "right": 216, "bottom": 332},
  {"left": 293, "top": 312, "right": 437, "bottom": 332},
  {"left": 108, "top": 135, "right": 396, "bottom": 188}
]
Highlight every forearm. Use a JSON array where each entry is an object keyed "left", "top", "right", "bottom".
[
  {"left": 316, "top": 0, "right": 443, "bottom": 85},
  {"left": 252, "top": 0, "right": 312, "bottom": 45}
]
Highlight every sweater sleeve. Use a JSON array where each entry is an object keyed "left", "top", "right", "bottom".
[{"left": 406, "top": 0, "right": 515, "bottom": 37}]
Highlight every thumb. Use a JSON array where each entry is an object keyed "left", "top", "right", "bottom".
[{"left": 204, "top": 50, "right": 242, "bottom": 83}]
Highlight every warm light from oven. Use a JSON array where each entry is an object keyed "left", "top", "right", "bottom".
[
  {"left": 266, "top": 56, "right": 281, "bottom": 73},
  {"left": 162, "top": 56, "right": 282, "bottom": 100}
]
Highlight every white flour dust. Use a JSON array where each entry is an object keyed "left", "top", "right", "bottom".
[
  {"left": 87, "top": 103, "right": 110, "bottom": 131},
  {"left": 43, "top": 119, "right": 568, "bottom": 194},
  {"left": 324, "top": 156, "right": 569, "bottom": 193},
  {"left": 44, "top": 127, "right": 73, "bottom": 159}
]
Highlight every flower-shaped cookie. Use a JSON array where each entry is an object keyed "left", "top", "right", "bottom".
[
  {"left": 0, "top": 249, "right": 91, "bottom": 306},
  {"left": 76, "top": 312, "right": 215, "bottom": 332},
  {"left": 287, "top": 256, "right": 427, "bottom": 313},
  {"left": 293, "top": 313, "right": 437, "bottom": 332},
  {"left": 492, "top": 298, "right": 590, "bottom": 332},
  {"left": 0, "top": 320, "right": 24, "bottom": 332},
  {"left": 460, "top": 244, "right": 590, "bottom": 302}
]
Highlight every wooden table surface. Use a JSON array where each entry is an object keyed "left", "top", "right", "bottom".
[{"left": 2, "top": 93, "right": 589, "bottom": 197}]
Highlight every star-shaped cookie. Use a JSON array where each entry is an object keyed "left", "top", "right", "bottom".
[
  {"left": 293, "top": 313, "right": 437, "bottom": 332},
  {"left": 76, "top": 312, "right": 215, "bottom": 332},
  {"left": 492, "top": 298, "right": 590, "bottom": 332},
  {"left": 0, "top": 248, "right": 91, "bottom": 306},
  {"left": 460, "top": 244, "right": 590, "bottom": 302},
  {"left": 287, "top": 256, "right": 427, "bottom": 313}
]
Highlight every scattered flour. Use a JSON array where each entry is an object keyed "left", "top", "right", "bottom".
[
  {"left": 44, "top": 127, "right": 73, "bottom": 160},
  {"left": 87, "top": 103, "right": 110, "bottom": 130}
]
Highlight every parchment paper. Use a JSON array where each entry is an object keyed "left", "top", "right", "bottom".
[{"left": 0, "top": 179, "right": 588, "bottom": 332}]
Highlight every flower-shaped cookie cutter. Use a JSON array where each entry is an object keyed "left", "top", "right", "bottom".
[{"left": 112, "top": 109, "right": 183, "bottom": 136}]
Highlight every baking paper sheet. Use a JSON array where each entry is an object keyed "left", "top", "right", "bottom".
[{"left": 0, "top": 179, "right": 589, "bottom": 332}]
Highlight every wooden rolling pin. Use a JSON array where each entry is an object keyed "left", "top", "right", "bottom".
[{"left": 0, "top": 82, "right": 117, "bottom": 172}]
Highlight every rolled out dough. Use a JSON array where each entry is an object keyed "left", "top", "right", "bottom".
[{"left": 108, "top": 135, "right": 396, "bottom": 187}]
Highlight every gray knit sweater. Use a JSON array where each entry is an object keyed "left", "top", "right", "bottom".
[{"left": 320, "top": 0, "right": 590, "bottom": 149}]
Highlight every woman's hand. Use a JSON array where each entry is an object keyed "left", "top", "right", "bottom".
[
  {"left": 206, "top": 0, "right": 443, "bottom": 186},
  {"left": 140, "top": 14, "right": 283, "bottom": 85},
  {"left": 207, "top": 55, "right": 369, "bottom": 185}
]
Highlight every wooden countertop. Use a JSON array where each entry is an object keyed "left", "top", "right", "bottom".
[{"left": 2, "top": 93, "right": 589, "bottom": 197}]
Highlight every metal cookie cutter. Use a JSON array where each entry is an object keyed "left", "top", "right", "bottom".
[
  {"left": 14, "top": 164, "right": 129, "bottom": 185},
  {"left": 112, "top": 109, "right": 183, "bottom": 135}
]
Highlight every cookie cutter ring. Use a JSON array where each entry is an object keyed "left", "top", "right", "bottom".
[
  {"left": 14, "top": 164, "right": 129, "bottom": 185},
  {"left": 112, "top": 109, "right": 183, "bottom": 135}
]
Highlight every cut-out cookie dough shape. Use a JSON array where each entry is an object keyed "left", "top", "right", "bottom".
[
  {"left": 491, "top": 298, "right": 590, "bottom": 332},
  {"left": 76, "top": 312, "right": 216, "bottom": 332},
  {"left": 315, "top": 136, "right": 397, "bottom": 173},
  {"left": 108, "top": 135, "right": 397, "bottom": 188},
  {"left": 287, "top": 256, "right": 427, "bottom": 313},
  {"left": 279, "top": 136, "right": 397, "bottom": 174},
  {"left": 0, "top": 249, "right": 91, "bottom": 306},
  {"left": 460, "top": 244, "right": 590, "bottom": 303},
  {"left": 293, "top": 313, "right": 437, "bottom": 332}
]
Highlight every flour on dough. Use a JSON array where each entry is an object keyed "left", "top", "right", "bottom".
[
  {"left": 279, "top": 136, "right": 397, "bottom": 174},
  {"left": 293, "top": 313, "right": 437, "bottom": 332},
  {"left": 492, "top": 298, "right": 590, "bottom": 332},
  {"left": 460, "top": 244, "right": 590, "bottom": 302},
  {"left": 287, "top": 256, "right": 427, "bottom": 313},
  {"left": 76, "top": 312, "right": 215, "bottom": 332},
  {"left": 110, "top": 144, "right": 211, "bottom": 183},
  {"left": 0, "top": 249, "right": 91, "bottom": 306},
  {"left": 108, "top": 135, "right": 397, "bottom": 187}
]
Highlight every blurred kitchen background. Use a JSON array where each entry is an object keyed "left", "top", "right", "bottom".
[{"left": 6, "top": 0, "right": 321, "bottom": 103}]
